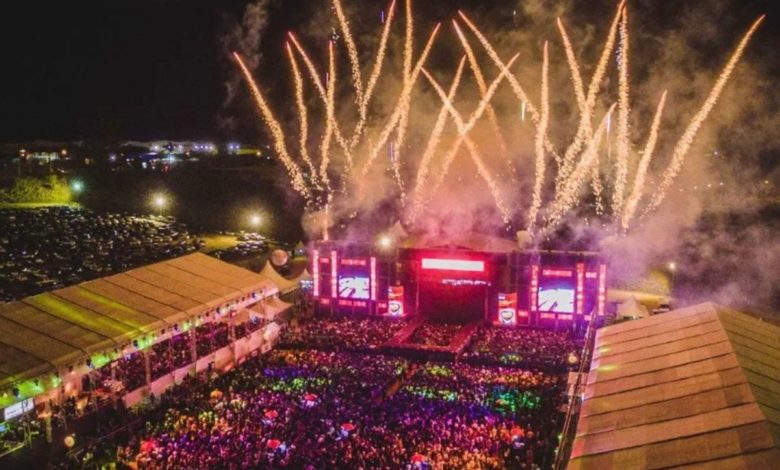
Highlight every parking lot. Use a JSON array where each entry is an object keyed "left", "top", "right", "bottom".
[{"left": 0, "top": 207, "right": 200, "bottom": 301}]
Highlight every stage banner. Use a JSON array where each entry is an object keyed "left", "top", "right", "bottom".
[{"left": 496, "top": 293, "right": 518, "bottom": 325}]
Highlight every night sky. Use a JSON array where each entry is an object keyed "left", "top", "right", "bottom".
[{"left": 0, "top": 0, "right": 776, "bottom": 143}]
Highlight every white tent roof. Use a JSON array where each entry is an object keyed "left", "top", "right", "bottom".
[
  {"left": 260, "top": 261, "right": 301, "bottom": 294},
  {"left": 0, "top": 253, "right": 277, "bottom": 390},
  {"left": 616, "top": 296, "right": 650, "bottom": 319}
]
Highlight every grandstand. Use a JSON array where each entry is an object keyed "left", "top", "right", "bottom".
[{"left": 0, "top": 253, "right": 291, "bottom": 414}]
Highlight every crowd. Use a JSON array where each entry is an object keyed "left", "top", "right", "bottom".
[
  {"left": 464, "top": 327, "right": 581, "bottom": 368},
  {"left": 88, "top": 317, "right": 266, "bottom": 395},
  {"left": 279, "top": 317, "right": 408, "bottom": 351},
  {"left": 395, "top": 361, "right": 564, "bottom": 468},
  {"left": 408, "top": 323, "right": 463, "bottom": 348},
  {"left": 59, "top": 346, "right": 562, "bottom": 469},
  {"left": 0, "top": 207, "right": 200, "bottom": 301},
  {"left": 38, "top": 316, "right": 572, "bottom": 470}
]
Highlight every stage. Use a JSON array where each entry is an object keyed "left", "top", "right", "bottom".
[{"left": 310, "top": 241, "right": 607, "bottom": 330}]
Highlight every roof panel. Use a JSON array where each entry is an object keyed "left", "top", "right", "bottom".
[{"left": 569, "top": 303, "right": 780, "bottom": 469}]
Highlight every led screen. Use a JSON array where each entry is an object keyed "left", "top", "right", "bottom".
[
  {"left": 538, "top": 280, "right": 575, "bottom": 313},
  {"left": 338, "top": 276, "right": 370, "bottom": 299}
]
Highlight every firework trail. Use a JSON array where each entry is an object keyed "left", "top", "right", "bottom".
[
  {"left": 388, "top": 0, "right": 416, "bottom": 202},
  {"left": 612, "top": 7, "right": 631, "bottom": 219},
  {"left": 646, "top": 15, "right": 765, "bottom": 213},
  {"left": 360, "top": 23, "right": 441, "bottom": 177},
  {"left": 332, "top": 0, "right": 364, "bottom": 107},
  {"left": 591, "top": 163, "right": 604, "bottom": 215},
  {"left": 234, "top": 52, "right": 310, "bottom": 200},
  {"left": 287, "top": 44, "right": 320, "bottom": 189},
  {"left": 556, "top": 18, "right": 586, "bottom": 114},
  {"left": 621, "top": 91, "right": 667, "bottom": 229},
  {"left": 319, "top": 42, "right": 336, "bottom": 192},
  {"left": 403, "top": 0, "right": 413, "bottom": 84},
  {"left": 408, "top": 56, "right": 467, "bottom": 222},
  {"left": 353, "top": 0, "right": 397, "bottom": 147},
  {"left": 452, "top": 20, "right": 509, "bottom": 160},
  {"left": 527, "top": 42, "right": 549, "bottom": 235},
  {"left": 456, "top": 11, "right": 558, "bottom": 159},
  {"left": 288, "top": 33, "right": 353, "bottom": 164},
  {"left": 422, "top": 68, "right": 513, "bottom": 223},
  {"left": 431, "top": 53, "right": 521, "bottom": 194},
  {"left": 557, "top": 2, "right": 624, "bottom": 186},
  {"left": 547, "top": 104, "right": 615, "bottom": 227}
]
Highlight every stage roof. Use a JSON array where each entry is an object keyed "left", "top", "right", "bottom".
[
  {"left": 0, "top": 253, "right": 277, "bottom": 389},
  {"left": 568, "top": 302, "right": 780, "bottom": 469}
]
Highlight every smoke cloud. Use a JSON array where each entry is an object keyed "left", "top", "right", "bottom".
[{"left": 219, "top": 0, "right": 271, "bottom": 133}]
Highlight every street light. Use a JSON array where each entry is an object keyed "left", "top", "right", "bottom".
[
  {"left": 249, "top": 213, "right": 262, "bottom": 228},
  {"left": 378, "top": 235, "right": 392, "bottom": 250},
  {"left": 152, "top": 193, "right": 167, "bottom": 216},
  {"left": 70, "top": 180, "right": 84, "bottom": 194}
]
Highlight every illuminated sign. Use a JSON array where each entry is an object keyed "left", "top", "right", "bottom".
[
  {"left": 542, "top": 269, "right": 573, "bottom": 277},
  {"left": 330, "top": 251, "right": 338, "bottom": 299},
  {"left": 530, "top": 265, "right": 540, "bottom": 312},
  {"left": 338, "top": 276, "right": 370, "bottom": 299},
  {"left": 498, "top": 308, "right": 516, "bottom": 325},
  {"left": 388, "top": 286, "right": 404, "bottom": 316},
  {"left": 497, "top": 293, "right": 518, "bottom": 325},
  {"left": 538, "top": 280, "right": 575, "bottom": 314},
  {"left": 3, "top": 397, "right": 34, "bottom": 421},
  {"left": 341, "top": 258, "right": 367, "bottom": 266},
  {"left": 441, "top": 279, "right": 490, "bottom": 287},
  {"left": 421, "top": 258, "right": 484, "bottom": 272},
  {"left": 370, "top": 257, "right": 377, "bottom": 301},
  {"left": 576, "top": 263, "right": 585, "bottom": 315},
  {"left": 389, "top": 300, "right": 404, "bottom": 316},
  {"left": 337, "top": 299, "right": 368, "bottom": 307},
  {"left": 312, "top": 250, "right": 320, "bottom": 297}
]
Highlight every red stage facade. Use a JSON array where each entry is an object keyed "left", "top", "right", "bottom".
[{"left": 311, "top": 241, "right": 607, "bottom": 329}]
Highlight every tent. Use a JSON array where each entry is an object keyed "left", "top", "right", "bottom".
[
  {"left": 568, "top": 302, "right": 780, "bottom": 469},
  {"left": 0, "top": 253, "right": 278, "bottom": 405},
  {"left": 260, "top": 261, "right": 301, "bottom": 294},
  {"left": 615, "top": 296, "right": 650, "bottom": 320}
]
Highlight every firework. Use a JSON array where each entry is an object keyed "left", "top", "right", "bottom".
[
  {"left": 354, "top": 0, "right": 398, "bottom": 147},
  {"left": 422, "top": 68, "right": 512, "bottom": 223},
  {"left": 456, "top": 11, "right": 558, "bottom": 159},
  {"left": 332, "top": 0, "right": 364, "bottom": 107},
  {"left": 557, "top": 2, "right": 624, "bottom": 188},
  {"left": 288, "top": 33, "right": 353, "bottom": 164},
  {"left": 235, "top": 1, "right": 763, "bottom": 239},
  {"left": 621, "top": 91, "right": 667, "bottom": 229},
  {"left": 527, "top": 42, "right": 549, "bottom": 234},
  {"left": 431, "top": 53, "right": 521, "bottom": 194},
  {"left": 408, "top": 56, "right": 468, "bottom": 223},
  {"left": 547, "top": 105, "right": 615, "bottom": 226},
  {"left": 452, "top": 20, "right": 508, "bottom": 159},
  {"left": 612, "top": 7, "right": 631, "bottom": 218},
  {"left": 360, "top": 23, "right": 441, "bottom": 177},
  {"left": 387, "top": 0, "right": 417, "bottom": 202},
  {"left": 233, "top": 53, "right": 310, "bottom": 200},
  {"left": 556, "top": 18, "right": 586, "bottom": 114},
  {"left": 287, "top": 44, "right": 320, "bottom": 189},
  {"left": 646, "top": 15, "right": 766, "bottom": 213},
  {"left": 319, "top": 42, "right": 336, "bottom": 192}
]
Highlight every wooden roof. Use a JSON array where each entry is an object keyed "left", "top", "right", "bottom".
[{"left": 568, "top": 302, "right": 780, "bottom": 469}]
